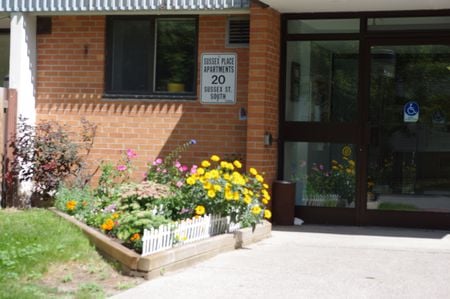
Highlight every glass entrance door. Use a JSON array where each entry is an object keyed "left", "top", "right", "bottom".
[{"left": 366, "top": 43, "right": 450, "bottom": 219}]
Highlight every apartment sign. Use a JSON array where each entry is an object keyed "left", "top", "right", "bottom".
[{"left": 201, "top": 53, "right": 237, "bottom": 104}]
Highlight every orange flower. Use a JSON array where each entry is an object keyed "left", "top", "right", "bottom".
[
  {"left": 130, "top": 233, "right": 141, "bottom": 241},
  {"left": 101, "top": 219, "right": 115, "bottom": 231},
  {"left": 66, "top": 200, "right": 77, "bottom": 211}
]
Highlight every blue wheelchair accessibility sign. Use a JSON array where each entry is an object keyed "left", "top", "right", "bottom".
[{"left": 404, "top": 101, "right": 419, "bottom": 123}]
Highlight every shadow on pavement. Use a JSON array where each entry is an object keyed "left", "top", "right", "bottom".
[{"left": 272, "top": 224, "right": 450, "bottom": 239}]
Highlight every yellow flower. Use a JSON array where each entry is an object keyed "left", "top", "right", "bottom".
[
  {"left": 227, "top": 163, "right": 235, "bottom": 171},
  {"left": 195, "top": 205, "right": 206, "bottom": 215},
  {"left": 225, "top": 190, "right": 234, "bottom": 200},
  {"left": 186, "top": 176, "right": 196, "bottom": 185},
  {"left": 233, "top": 192, "right": 240, "bottom": 201},
  {"left": 332, "top": 165, "right": 339, "bottom": 170},
  {"left": 203, "top": 182, "right": 212, "bottom": 190},
  {"left": 233, "top": 160, "right": 242, "bottom": 169},
  {"left": 210, "top": 155, "right": 220, "bottom": 162},
  {"left": 251, "top": 205, "right": 262, "bottom": 215},
  {"left": 262, "top": 190, "right": 271, "bottom": 201},
  {"left": 332, "top": 160, "right": 338, "bottom": 165},
  {"left": 223, "top": 173, "right": 231, "bottom": 181},
  {"left": 255, "top": 175, "right": 264, "bottom": 183},
  {"left": 130, "top": 233, "right": 140, "bottom": 241},
  {"left": 66, "top": 200, "right": 77, "bottom": 211},
  {"left": 201, "top": 160, "right": 211, "bottom": 168},
  {"left": 213, "top": 184, "right": 222, "bottom": 192},
  {"left": 249, "top": 168, "right": 258, "bottom": 176},
  {"left": 348, "top": 160, "right": 356, "bottom": 168},
  {"left": 264, "top": 210, "right": 272, "bottom": 219},
  {"left": 244, "top": 195, "right": 252, "bottom": 205},
  {"left": 207, "top": 189, "right": 216, "bottom": 198},
  {"left": 263, "top": 183, "right": 269, "bottom": 189},
  {"left": 197, "top": 167, "right": 205, "bottom": 175},
  {"left": 262, "top": 198, "right": 269, "bottom": 205},
  {"left": 220, "top": 161, "right": 228, "bottom": 168},
  {"left": 210, "top": 169, "right": 220, "bottom": 179},
  {"left": 112, "top": 213, "right": 119, "bottom": 219}
]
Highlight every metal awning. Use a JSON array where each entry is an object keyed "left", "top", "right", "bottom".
[{"left": 0, "top": 0, "right": 249, "bottom": 13}]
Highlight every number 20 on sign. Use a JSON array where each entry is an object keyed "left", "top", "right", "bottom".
[{"left": 200, "top": 53, "right": 237, "bottom": 104}]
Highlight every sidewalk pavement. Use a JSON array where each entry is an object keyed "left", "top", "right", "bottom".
[{"left": 111, "top": 225, "right": 450, "bottom": 299}]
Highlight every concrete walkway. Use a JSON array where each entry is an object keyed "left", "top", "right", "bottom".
[{"left": 111, "top": 225, "right": 450, "bottom": 299}]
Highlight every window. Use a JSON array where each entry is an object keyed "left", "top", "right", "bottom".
[
  {"left": 105, "top": 16, "right": 197, "bottom": 98},
  {"left": 284, "top": 142, "right": 356, "bottom": 208},
  {"left": 287, "top": 19, "right": 360, "bottom": 34},
  {"left": 285, "top": 40, "right": 359, "bottom": 122}
]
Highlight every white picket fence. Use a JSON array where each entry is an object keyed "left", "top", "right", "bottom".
[{"left": 141, "top": 214, "right": 240, "bottom": 256}]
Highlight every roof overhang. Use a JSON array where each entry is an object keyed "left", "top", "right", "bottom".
[
  {"left": 0, "top": 13, "right": 9, "bottom": 28},
  {"left": 0, "top": 0, "right": 250, "bottom": 14},
  {"left": 260, "top": 0, "right": 450, "bottom": 13}
]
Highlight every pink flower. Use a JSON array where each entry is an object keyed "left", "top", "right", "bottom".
[
  {"left": 117, "top": 165, "right": 127, "bottom": 171},
  {"left": 153, "top": 158, "right": 163, "bottom": 166},
  {"left": 176, "top": 181, "right": 184, "bottom": 188},
  {"left": 175, "top": 161, "right": 181, "bottom": 168},
  {"left": 190, "top": 165, "right": 198, "bottom": 174},
  {"left": 180, "top": 165, "right": 189, "bottom": 172},
  {"left": 126, "top": 149, "right": 137, "bottom": 158}
]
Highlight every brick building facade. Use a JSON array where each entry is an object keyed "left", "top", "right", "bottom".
[{"left": 32, "top": 3, "right": 280, "bottom": 185}]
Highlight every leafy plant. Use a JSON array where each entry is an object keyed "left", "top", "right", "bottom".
[
  {"left": 184, "top": 155, "right": 272, "bottom": 228},
  {"left": 6, "top": 116, "right": 96, "bottom": 206},
  {"left": 54, "top": 185, "right": 96, "bottom": 220},
  {"left": 96, "top": 149, "right": 137, "bottom": 198},
  {"left": 146, "top": 139, "right": 196, "bottom": 187},
  {"left": 307, "top": 157, "right": 356, "bottom": 206}
]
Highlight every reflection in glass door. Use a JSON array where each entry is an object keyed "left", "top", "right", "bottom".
[{"left": 367, "top": 44, "right": 450, "bottom": 212}]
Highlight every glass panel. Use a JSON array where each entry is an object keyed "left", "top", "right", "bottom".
[
  {"left": 368, "top": 16, "right": 450, "bottom": 31},
  {"left": 109, "top": 19, "right": 153, "bottom": 93},
  {"left": 368, "top": 44, "right": 450, "bottom": 212},
  {"left": 0, "top": 34, "right": 9, "bottom": 85},
  {"left": 285, "top": 40, "right": 359, "bottom": 122},
  {"left": 284, "top": 142, "right": 356, "bottom": 208},
  {"left": 288, "top": 19, "right": 360, "bottom": 34},
  {"left": 155, "top": 19, "right": 196, "bottom": 93}
]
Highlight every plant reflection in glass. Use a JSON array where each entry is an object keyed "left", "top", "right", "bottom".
[{"left": 306, "top": 157, "right": 356, "bottom": 207}]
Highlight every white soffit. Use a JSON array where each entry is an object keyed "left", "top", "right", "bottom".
[{"left": 261, "top": 0, "right": 450, "bottom": 13}]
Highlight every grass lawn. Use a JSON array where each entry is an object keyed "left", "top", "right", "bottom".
[{"left": 0, "top": 209, "right": 143, "bottom": 299}]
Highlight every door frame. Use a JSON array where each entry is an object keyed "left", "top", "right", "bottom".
[
  {"left": 279, "top": 10, "right": 450, "bottom": 228},
  {"left": 358, "top": 35, "right": 450, "bottom": 229}
]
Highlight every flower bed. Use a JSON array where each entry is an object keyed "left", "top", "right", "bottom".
[
  {"left": 50, "top": 208, "right": 271, "bottom": 279},
  {"left": 54, "top": 141, "right": 272, "bottom": 256}
]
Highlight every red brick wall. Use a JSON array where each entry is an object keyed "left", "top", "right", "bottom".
[
  {"left": 246, "top": 4, "right": 281, "bottom": 187},
  {"left": 36, "top": 15, "right": 250, "bottom": 180}
]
